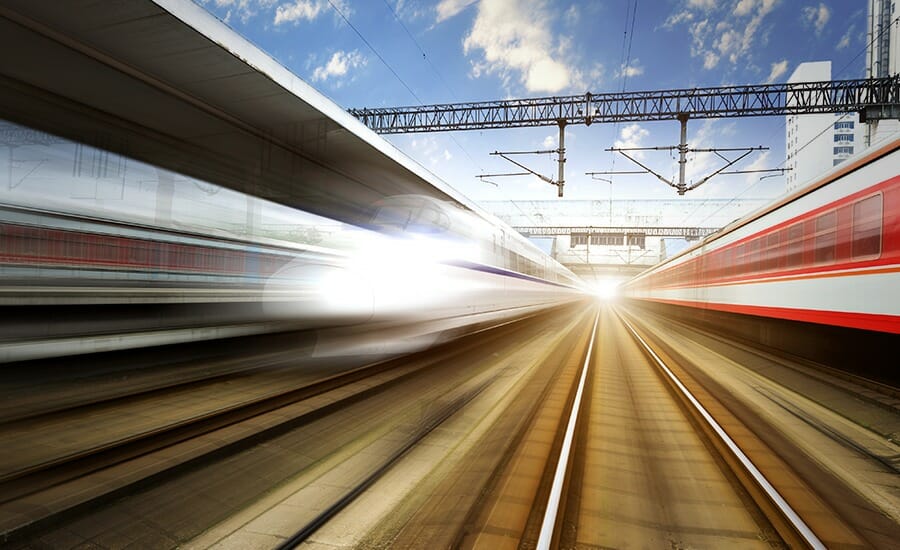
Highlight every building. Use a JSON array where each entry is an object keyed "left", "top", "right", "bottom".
[
  {"left": 866, "top": 0, "right": 900, "bottom": 145},
  {"left": 785, "top": 61, "right": 864, "bottom": 192}
]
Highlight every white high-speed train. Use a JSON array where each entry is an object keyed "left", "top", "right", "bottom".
[{"left": 1, "top": 196, "right": 585, "bottom": 361}]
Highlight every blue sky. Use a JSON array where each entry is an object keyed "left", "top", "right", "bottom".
[{"left": 194, "top": 1, "right": 870, "bottom": 209}]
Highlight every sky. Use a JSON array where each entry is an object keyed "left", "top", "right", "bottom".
[{"left": 193, "top": 0, "right": 872, "bottom": 213}]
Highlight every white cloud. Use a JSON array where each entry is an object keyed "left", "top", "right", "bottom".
[
  {"left": 741, "top": 149, "right": 771, "bottom": 185},
  {"left": 666, "top": 0, "right": 781, "bottom": 70},
  {"left": 688, "top": 0, "right": 717, "bottom": 9},
  {"left": 587, "top": 62, "right": 604, "bottom": 86},
  {"left": 312, "top": 50, "right": 366, "bottom": 82},
  {"left": 614, "top": 124, "right": 650, "bottom": 159},
  {"left": 689, "top": 18, "right": 711, "bottom": 57},
  {"left": 204, "top": 0, "right": 273, "bottom": 23},
  {"left": 462, "top": 0, "right": 581, "bottom": 94},
  {"left": 619, "top": 62, "right": 644, "bottom": 78},
  {"left": 733, "top": 0, "right": 755, "bottom": 17},
  {"left": 766, "top": 59, "right": 788, "bottom": 82},
  {"left": 273, "top": 0, "right": 350, "bottom": 25},
  {"left": 715, "top": 28, "right": 740, "bottom": 57},
  {"left": 564, "top": 5, "right": 579, "bottom": 26},
  {"left": 837, "top": 24, "right": 853, "bottom": 50},
  {"left": 802, "top": 2, "right": 830, "bottom": 35},
  {"left": 392, "top": 0, "right": 428, "bottom": 21},
  {"left": 274, "top": 0, "right": 325, "bottom": 24},
  {"left": 435, "top": 0, "right": 477, "bottom": 22},
  {"left": 663, "top": 10, "right": 694, "bottom": 28},
  {"left": 542, "top": 135, "right": 556, "bottom": 148}
]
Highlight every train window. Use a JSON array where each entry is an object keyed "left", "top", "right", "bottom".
[
  {"left": 763, "top": 232, "right": 779, "bottom": 271},
  {"left": 734, "top": 244, "right": 745, "bottom": 274},
  {"left": 745, "top": 239, "right": 760, "bottom": 273},
  {"left": 411, "top": 206, "right": 450, "bottom": 234},
  {"left": 785, "top": 223, "right": 803, "bottom": 267},
  {"left": 852, "top": 194, "right": 882, "bottom": 258},
  {"left": 814, "top": 211, "right": 837, "bottom": 263}
]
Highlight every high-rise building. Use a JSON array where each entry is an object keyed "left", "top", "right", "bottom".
[
  {"left": 785, "top": 62, "right": 863, "bottom": 192},
  {"left": 866, "top": 0, "right": 900, "bottom": 145}
]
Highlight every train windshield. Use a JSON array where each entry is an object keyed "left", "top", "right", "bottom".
[
  {"left": 371, "top": 205, "right": 412, "bottom": 230},
  {"left": 371, "top": 200, "right": 451, "bottom": 235}
]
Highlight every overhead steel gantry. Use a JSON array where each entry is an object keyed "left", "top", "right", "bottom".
[
  {"left": 514, "top": 225, "right": 719, "bottom": 240},
  {"left": 350, "top": 76, "right": 900, "bottom": 196},
  {"left": 349, "top": 77, "right": 900, "bottom": 132}
]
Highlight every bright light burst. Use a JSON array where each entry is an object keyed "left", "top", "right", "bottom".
[{"left": 591, "top": 277, "right": 621, "bottom": 300}]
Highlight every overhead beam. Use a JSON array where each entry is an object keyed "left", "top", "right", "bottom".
[
  {"left": 513, "top": 226, "right": 719, "bottom": 239},
  {"left": 349, "top": 77, "right": 900, "bottom": 133}
]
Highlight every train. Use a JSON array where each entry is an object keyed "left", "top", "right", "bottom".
[
  {"left": 0, "top": 195, "right": 585, "bottom": 362},
  {"left": 622, "top": 134, "right": 900, "bottom": 381}
]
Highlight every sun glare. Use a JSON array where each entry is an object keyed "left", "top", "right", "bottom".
[{"left": 591, "top": 278, "right": 621, "bottom": 301}]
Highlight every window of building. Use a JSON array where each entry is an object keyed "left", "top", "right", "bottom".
[
  {"left": 833, "top": 146, "right": 853, "bottom": 155},
  {"left": 834, "top": 134, "right": 854, "bottom": 142},
  {"left": 833, "top": 159, "right": 844, "bottom": 166},
  {"left": 570, "top": 233, "right": 588, "bottom": 247},
  {"left": 852, "top": 194, "right": 882, "bottom": 258},
  {"left": 590, "top": 233, "right": 624, "bottom": 246},
  {"left": 626, "top": 234, "right": 646, "bottom": 249},
  {"left": 834, "top": 121, "right": 855, "bottom": 130},
  {"left": 814, "top": 211, "right": 837, "bottom": 263}
]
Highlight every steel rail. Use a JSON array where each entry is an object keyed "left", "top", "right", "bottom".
[
  {"left": 615, "top": 310, "right": 826, "bottom": 549},
  {"left": 536, "top": 310, "right": 600, "bottom": 549}
]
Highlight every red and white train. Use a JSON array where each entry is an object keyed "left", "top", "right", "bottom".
[{"left": 623, "top": 134, "right": 899, "bottom": 378}]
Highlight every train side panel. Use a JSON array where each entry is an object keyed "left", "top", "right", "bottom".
[{"left": 624, "top": 137, "right": 900, "bottom": 335}]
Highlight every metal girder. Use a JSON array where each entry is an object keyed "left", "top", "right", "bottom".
[
  {"left": 513, "top": 226, "right": 719, "bottom": 238},
  {"left": 349, "top": 77, "right": 900, "bottom": 133}
]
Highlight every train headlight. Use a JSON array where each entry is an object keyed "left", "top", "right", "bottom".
[
  {"left": 350, "top": 234, "right": 454, "bottom": 315},
  {"left": 263, "top": 260, "right": 375, "bottom": 321}
]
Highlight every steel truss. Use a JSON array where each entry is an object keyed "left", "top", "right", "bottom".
[
  {"left": 349, "top": 77, "right": 900, "bottom": 133},
  {"left": 513, "top": 226, "right": 719, "bottom": 239}
]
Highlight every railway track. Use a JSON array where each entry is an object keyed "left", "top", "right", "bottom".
[
  {"left": 292, "top": 305, "right": 892, "bottom": 548},
  {"left": 5, "top": 302, "right": 897, "bottom": 548},
  {"left": 451, "top": 307, "right": 799, "bottom": 549},
  {"left": 1, "top": 303, "right": 589, "bottom": 548}
]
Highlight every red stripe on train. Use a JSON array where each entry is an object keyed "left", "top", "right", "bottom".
[{"left": 633, "top": 297, "right": 900, "bottom": 334}]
